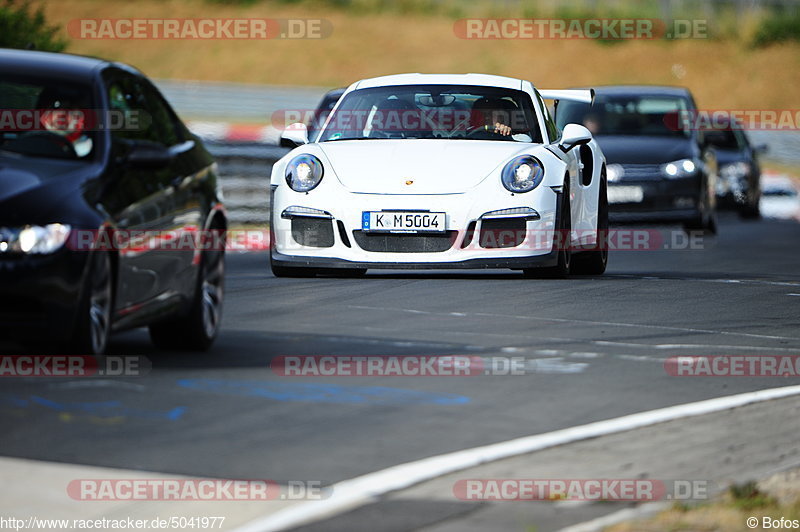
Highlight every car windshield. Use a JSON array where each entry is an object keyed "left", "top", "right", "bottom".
[
  {"left": 319, "top": 84, "right": 542, "bottom": 143},
  {"left": 0, "top": 76, "right": 97, "bottom": 161},
  {"left": 557, "top": 94, "right": 691, "bottom": 138}
]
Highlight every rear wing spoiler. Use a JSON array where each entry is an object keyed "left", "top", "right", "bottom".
[{"left": 539, "top": 89, "right": 595, "bottom": 105}]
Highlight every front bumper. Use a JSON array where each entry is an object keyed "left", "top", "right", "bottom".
[
  {"left": 608, "top": 173, "right": 702, "bottom": 223},
  {"left": 0, "top": 248, "right": 88, "bottom": 347},
  {"left": 271, "top": 184, "right": 569, "bottom": 269}
]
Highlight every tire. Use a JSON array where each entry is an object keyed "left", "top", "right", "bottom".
[
  {"left": 739, "top": 200, "right": 761, "bottom": 219},
  {"left": 68, "top": 251, "right": 113, "bottom": 356},
  {"left": 683, "top": 184, "right": 717, "bottom": 236},
  {"left": 684, "top": 211, "right": 717, "bottom": 236},
  {"left": 149, "top": 240, "right": 224, "bottom": 351},
  {"left": 571, "top": 175, "right": 609, "bottom": 276},
  {"left": 524, "top": 178, "right": 571, "bottom": 279}
]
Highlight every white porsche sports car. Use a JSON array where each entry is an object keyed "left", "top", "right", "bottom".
[{"left": 270, "top": 73, "right": 608, "bottom": 277}]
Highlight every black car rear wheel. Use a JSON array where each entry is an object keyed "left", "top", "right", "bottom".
[{"left": 149, "top": 239, "right": 225, "bottom": 351}]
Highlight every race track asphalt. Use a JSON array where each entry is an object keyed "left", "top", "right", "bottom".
[{"left": 1, "top": 214, "right": 799, "bottom": 529}]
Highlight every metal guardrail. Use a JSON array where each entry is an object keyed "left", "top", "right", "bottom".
[
  {"left": 157, "top": 79, "right": 327, "bottom": 123},
  {"left": 205, "top": 142, "right": 289, "bottom": 225}
]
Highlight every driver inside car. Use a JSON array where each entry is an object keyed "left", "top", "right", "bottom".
[
  {"left": 36, "top": 88, "right": 93, "bottom": 158},
  {"left": 468, "top": 97, "right": 532, "bottom": 142},
  {"left": 470, "top": 97, "right": 513, "bottom": 136}
]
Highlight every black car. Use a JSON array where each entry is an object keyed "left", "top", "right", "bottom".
[
  {"left": 0, "top": 49, "right": 226, "bottom": 355},
  {"left": 704, "top": 123, "right": 766, "bottom": 218},
  {"left": 556, "top": 86, "right": 718, "bottom": 233},
  {"left": 305, "top": 87, "right": 344, "bottom": 141}
]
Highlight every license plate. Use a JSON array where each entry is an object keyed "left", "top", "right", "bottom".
[
  {"left": 608, "top": 186, "right": 644, "bottom": 204},
  {"left": 362, "top": 211, "right": 445, "bottom": 232}
]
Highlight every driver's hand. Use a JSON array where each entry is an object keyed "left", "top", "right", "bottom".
[{"left": 494, "top": 122, "right": 511, "bottom": 136}]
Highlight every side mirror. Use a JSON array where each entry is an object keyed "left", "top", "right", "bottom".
[
  {"left": 126, "top": 140, "right": 172, "bottom": 169},
  {"left": 280, "top": 123, "right": 309, "bottom": 148},
  {"left": 754, "top": 143, "right": 768, "bottom": 154},
  {"left": 559, "top": 123, "right": 592, "bottom": 153}
]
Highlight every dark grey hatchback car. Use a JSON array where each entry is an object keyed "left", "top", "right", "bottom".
[
  {"left": 0, "top": 49, "right": 226, "bottom": 355},
  {"left": 556, "top": 86, "right": 718, "bottom": 234}
]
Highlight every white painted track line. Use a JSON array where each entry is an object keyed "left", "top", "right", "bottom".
[{"left": 231, "top": 385, "right": 800, "bottom": 532}]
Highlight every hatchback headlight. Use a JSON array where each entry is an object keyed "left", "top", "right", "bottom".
[
  {"left": 285, "top": 154, "right": 324, "bottom": 192},
  {"left": 0, "top": 224, "right": 71, "bottom": 254},
  {"left": 661, "top": 159, "right": 699, "bottom": 179},
  {"left": 501, "top": 156, "right": 544, "bottom": 193}
]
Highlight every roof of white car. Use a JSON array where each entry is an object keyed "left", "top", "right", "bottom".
[{"left": 354, "top": 73, "right": 525, "bottom": 90}]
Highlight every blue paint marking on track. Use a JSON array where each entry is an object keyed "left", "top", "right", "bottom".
[
  {"left": 2, "top": 395, "right": 186, "bottom": 420},
  {"left": 175, "top": 379, "right": 470, "bottom": 405}
]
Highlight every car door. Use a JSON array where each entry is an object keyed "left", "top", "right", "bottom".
[
  {"left": 136, "top": 77, "right": 203, "bottom": 300},
  {"left": 101, "top": 69, "right": 180, "bottom": 318}
]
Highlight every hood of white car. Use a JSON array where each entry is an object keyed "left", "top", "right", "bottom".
[{"left": 318, "top": 139, "right": 530, "bottom": 194}]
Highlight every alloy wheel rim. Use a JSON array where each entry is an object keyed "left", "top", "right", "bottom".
[
  {"left": 89, "top": 254, "right": 111, "bottom": 354},
  {"left": 201, "top": 249, "right": 224, "bottom": 338}
]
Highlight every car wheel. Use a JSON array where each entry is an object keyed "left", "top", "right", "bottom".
[
  {"left": 524, "top": 178, "right": 571, "bottom": 279},
  {"left": 149, "top": 242, "right": 225, "bottom": 351},
  {"left": 684, "top": 185, "right": 717, "bottom": 236},
  {"left": 69, "top": 251, "right": 113, "bottom": 356},
  {"left": 571, "top": 175, "right": 608, "bottom": 276},
  {"left": 683, "top": 214, "right": 716, "bottom": 236},
  {"left": 740, "top": 199, "right": 761, "bottom": 219}
]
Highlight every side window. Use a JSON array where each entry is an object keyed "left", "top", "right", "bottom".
[
  {"left": 138, "top": 80, "right": 182, "bottom": 147},
  {"left": 103, "top": 71, "right": 180, "bottom": 146},
  {"left": 535, "top": 91, "right": 559, "bottom": 142}
]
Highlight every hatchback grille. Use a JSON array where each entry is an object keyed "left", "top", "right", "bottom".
[{"left": 620, "top": 164, "right": 663, "bottom": 180}]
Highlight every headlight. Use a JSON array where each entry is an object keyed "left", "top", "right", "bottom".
[
  {"left": 661, "top": 158, "right": 699, "bottom": 179},
  {"left": 501, "top": 156, "right": 544, "bottom": 193},
  {"left": 606, "top": 164, "right": 624, "bottom": 183},
  {"left": 720, "top": 161, "right": 750, "bottom": 181},
  {"left": 0, "top": 223, "right": 71, "bottom": 254},
  {"left": 285, "top": 154, "right": 324, "bottom": 192}
]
